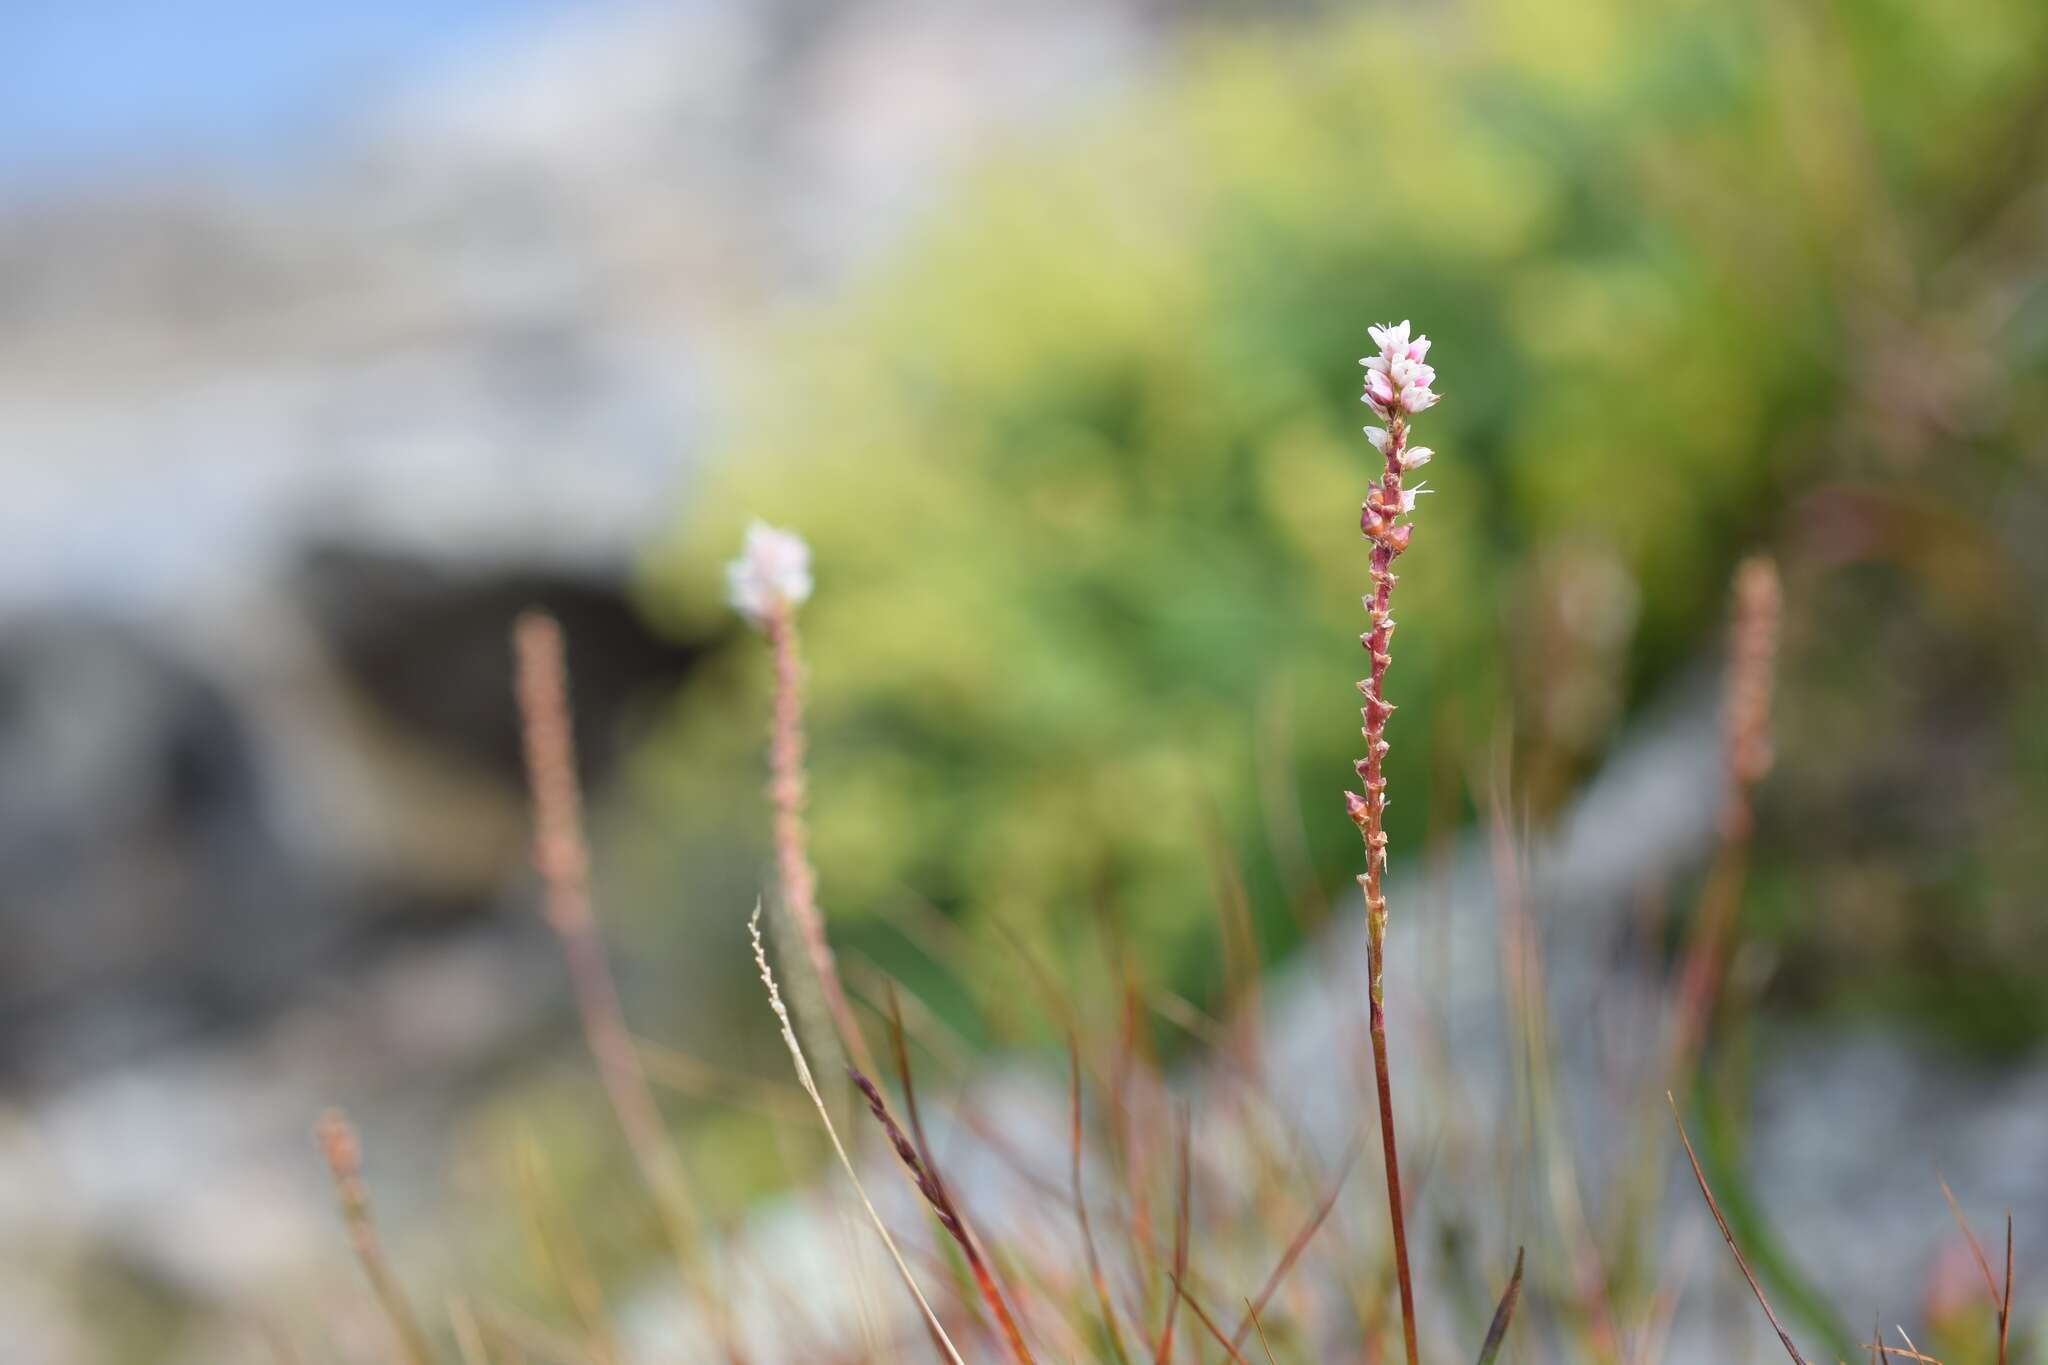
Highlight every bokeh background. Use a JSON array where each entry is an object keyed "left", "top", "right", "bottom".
[{"left": 2, "top": 0, "right": 2045, "bottom": 1360}]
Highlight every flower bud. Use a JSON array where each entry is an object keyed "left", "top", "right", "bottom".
[{"left": 726, "top": 521, "right": 814, "bottom": 628}]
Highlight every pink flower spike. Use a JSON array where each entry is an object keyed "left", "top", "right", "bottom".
[{"left": 726, "top": 521, "right": 814, "bottom": 627}]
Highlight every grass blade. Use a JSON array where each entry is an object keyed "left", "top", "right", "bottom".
[
  {"left": 751, "top": 906, "right": 965, "bottom": 1364},
  {"left": 1070, "top": 1040, "right": 1134, "bottom": 1365},
  {"left": 1474, "top": 1247, "right": 1525, "bottom": 1365},
  {"left": 1668, "top": 1093, "right": 1806, "bottom": 1364}
]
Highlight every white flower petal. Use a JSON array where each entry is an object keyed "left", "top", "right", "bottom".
[{"left": 726, "top": 521, "right": 814, "bottom": 626}]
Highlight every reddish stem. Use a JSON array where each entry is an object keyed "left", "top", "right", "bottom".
[
  {"left": 764, "top": 602, "right": 877, "bottom": 1080},
  {"left": 1352, "top": 414, "right": 1420, "bottom": 1365}
]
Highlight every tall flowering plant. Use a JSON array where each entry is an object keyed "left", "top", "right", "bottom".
[
  {"left": 728, "top": 521, "right": 879, "bottom": 1080},
  {"left": 1349, "top": 321, "right": 1439, "bottom": 1365}
]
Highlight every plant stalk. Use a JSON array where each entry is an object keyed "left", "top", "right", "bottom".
[{"left": 1353, "top": 411, "right": 1420, "bottom": 1365}]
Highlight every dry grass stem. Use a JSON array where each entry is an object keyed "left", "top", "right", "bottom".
[
  {"left": 1246, "top": 1300, "right": 1278, "bottom": 1365},
  {"left": 1069, "top": 1040, "right": 1135, "bottom": 1365},
  {"left": 1667, "top": 1092, "right": 1807, "bottom": 1364},
  {"left": 1228, "top": 1145, "right": 1357, "bottom": 1352},
  {"left": 1171, "top": 1274, "right": 1252, "bottom": 1365},
  {"left": 849, "top": 1063, "right": 1036, "bottom": 1363},
  {"left": 750, "top": 904, "right": 966, "bottom": 1364}
]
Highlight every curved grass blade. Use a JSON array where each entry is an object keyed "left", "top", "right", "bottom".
[{"left": 1474, "top": 1247, "right": 1525, "bottom": 1365}]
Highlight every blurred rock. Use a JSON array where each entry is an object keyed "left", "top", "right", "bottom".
[
  {"left": 0, "top": 2, "right": 1173, "bottom": 1358},
  {"left": 295, "top": 543, "right": 720, "bottom": 788},
  {"left": 0, "top": 616, "right": 323, "bottom": 1079},
  {"left": 0, "top": 0, "right": 1160, "bottom": 1080}
]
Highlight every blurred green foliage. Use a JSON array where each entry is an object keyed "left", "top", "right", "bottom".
[{"left": 645, "top": 0, "right": 2048, "bottom": 1030}]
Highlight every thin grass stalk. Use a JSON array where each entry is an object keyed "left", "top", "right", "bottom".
[
  {"left": 1170, "top": 1276, "right": 1252, "bottom": 1365},
  {"left": 510, "top": 613, "right": 734, "bottom": 1355},
  {"left": 1153, "top": 1111, "right": 1192, "bottom": 1364},
  {"left": 1485, "top": 780, "right": 1623, "bottom": 1359},
  {"left": 1069, "top": 1040, "right": 1136, "bottom": 1365},
  {"left": 848, "top": 1062, "right": 1036, "bottom": 1363},
  {"left": 884, "top": 995, "right": 1035, "bottom": 1352},
  {"left": 1668, "top": 1092, "right": 1808, "bottom": 1364},
  {"left": 750, "top": 906, "right": 965, "bottom": 1364},
  {"left": 1245, "top": 1300, "right": 1278, "bottom": 1365},
  {"left": 1943, "top": 1178, "right": 2017, "bottom": 1365},
  {"left": 316, "top": 1109, "right": 439, "bottom": 1365},
  {"left": 2001, "top": 1214, "right": 2013, "bottom": 1365},
  {"left": 764, "top": 599, "right": 880, "bottom": 1081},
  {"left": 512, "top": 1135, "right": 618, "bottom": 1365},
  {"left": 1670, "top": 557, "right": 1782, "bottom": 1074},
  {"left": 1227, "top": 1145, "right": 1357, "bottom": 1353}
]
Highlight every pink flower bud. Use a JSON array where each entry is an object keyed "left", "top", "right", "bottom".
[
  {"left": 1368, "top": 320, "right": 1413, "bottom": 355},
  {"left": 1345, "top": 790, "right": 1370, "bottom": 826},
  {"left": 1363, "top": 321, "right": 1443, "bottom": 419}
]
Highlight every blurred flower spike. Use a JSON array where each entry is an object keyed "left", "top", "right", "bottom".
[
  {"left": 726, "top": 521, "right": 814, "bottom": 627},
  {"left": 1360, "top": 320, "right": 1440, "bottom": 416}
]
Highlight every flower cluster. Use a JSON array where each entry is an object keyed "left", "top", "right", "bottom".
[
  {"left": 1360, "top": 319, "right": 1440, "bottom": 417},
  {"left": 1349, "top": 319, "right": 1442, "bottom": 842},
  {"left": 726, "top": 521, "right": 814, "bottom": 627},
  {"left": 1356, "top": 322, "right": 1439, "bottom": 553}
]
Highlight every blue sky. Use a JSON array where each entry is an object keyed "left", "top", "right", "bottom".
[{"left": 0, "top": 0, "right": 581, "bottom": 194}]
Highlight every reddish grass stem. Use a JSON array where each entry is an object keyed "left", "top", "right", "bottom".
[
  {"left": 1069, "top": 1040, "right": 1135, "bottom": 1365},
  {"left": 1351, "top": 403, "right": 1422, "bottom": 1365},
  {"left": 1170, "top": 1276, "right": 1252, "bottom": 1365},
  {"left": 763, "top": 600, "right": 879, "bottom": 1080},
  {"left": 1938, "top": 1174, "right": 2014, "bottom": 1365},
  {"left": 316, "top": 1109, "right": 439, "bottom": 1365},
  {"left": 1668, "top": 1092, "right": 1808, "bottom": 1364},
  {"left": 1670, "top": 557, "right": 1781, "bottom": 1073},
  {"left": 849, "top": 1060, "right": 1036, "bottom": 1364},
  {"left": 1153, "top": 1112, "right": 1193, "bottom": 1365},
  {"left": 1227, "top": 1145, "right": 1358, "bottom": 1353},
  {"left": 749, "top": 906, "right": 965, "bottom": 1364},
  {"left": 511, "top": 613, "right": 726, "bottom": 1345}
]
